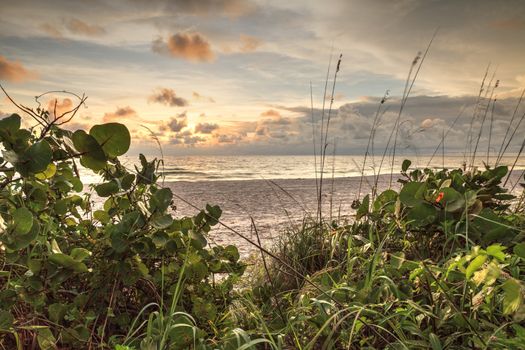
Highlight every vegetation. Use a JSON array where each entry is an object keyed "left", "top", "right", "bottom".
[{"left": 0, "top": 88, "right": 524, "bottom": 349}]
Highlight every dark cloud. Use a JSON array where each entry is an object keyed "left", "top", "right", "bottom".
[
  {"left": 152, "top": 32, "right": 215, "bottom": 62},
  {"left": 170, "top": 129, "right": 206, "bottom": 145},
  {"left": 214, "top": 133, "right": 244, "bottom": 143},
  {"left": 0, "top": 55, "right": 37, "bottom": 83},
  {"left": 192, "top": 91, "right": 215, "bottom": 103},
  {"left": 103, "top": 106, "right": 137, "bottom": 123},
  {"left": 149, "top": 88, "right": 189, "bottom": 107},
  {"left": 166, "top": 112, "right": 188, "bottom": 132},
  {"left": 195, "top": 122, "right": 219, "bottom": 134}
]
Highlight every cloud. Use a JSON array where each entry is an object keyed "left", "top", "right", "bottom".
[
  {"left": 166, "top": 112, "right": 188, "bottom": 132},
  {"left": 149, "top": 88, "right": 189, "bottom": 107},
  {"left": 195, "top": 122, "right": 219, "bottom": 134},
  {"left": 103, "top": 106, "right": 137, "bottom": 123},
  {"left": 0, "top": 55, "right": 37, "bottom": 83},
  {"left": 170, "top": 129, "right": 206, "bottom": 145},
  {"left": 40, "top": 23, "right": 64, "bottom": 39},
  {"left": 239, "top": 34, "right": 261, "bottom": 52},
  {"left": 40, "top": 18, "right": 105, "bottom": 39},
  {"left": 65, "top": 18, "right": 106, "bottom": 37},
  {"left": 214, "top": 133, "right": 244, "bottom": 143},
  {"left": 490, "top": 18, "right": 525, "bottom": 30},
  {"left": 192, "top": 91, "right": 215, "bottom": 103},
  {"left": 170, "top": 0, "right": 255, "bottom": 17},
  {"left": 152, "top": 32, "right": 215, "bottom": 62}
]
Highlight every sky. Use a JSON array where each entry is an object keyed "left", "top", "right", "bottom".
[{"left": 1, "top": 0, "right": 525, "bottom": 156}]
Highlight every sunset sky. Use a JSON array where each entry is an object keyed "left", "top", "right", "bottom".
[{"left": 1, "top": 0, "right": 524, "bottom": 155}]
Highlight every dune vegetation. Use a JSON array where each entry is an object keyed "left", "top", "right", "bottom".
[{"left": 1, "top": 67, "right": 525, "bottom": 350}]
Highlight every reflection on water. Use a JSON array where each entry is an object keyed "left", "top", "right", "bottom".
[{"left": 80, "top": 153, "right": 525, "bottom": 184}]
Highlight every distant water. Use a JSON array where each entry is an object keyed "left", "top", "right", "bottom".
[{"left": 81, "top": 153, "right": 525, "bottom": 184}]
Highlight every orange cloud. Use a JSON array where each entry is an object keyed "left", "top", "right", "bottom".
[
  {"left": 103, "top": 106, "right": 137, "bottom": 123},
  {"left": 152, "top": 32, "right": 215, "bottom": 62},
  {"left": 195, "top": 122, "right": 219, "bottom": 134},
  {"left": 260, "top": 109, "right": 281, "bottom": 117},
  {"left": 0, "top": 56, "right": 37, "bottom": 83},
  {"left": 40, "top": 23, "right": 64, "bottom": 39},
  {"left": 46, "top": 98, "right": 73, "bottom": 118},
  {"left": 65, "top": 18, "right": 106, "bottom": 37},
  {"left": 490, "top": 18, "right": 525, "bottom": 30},
  {"left": 239, "top": 34, "right": 261, "bottom": 52}
]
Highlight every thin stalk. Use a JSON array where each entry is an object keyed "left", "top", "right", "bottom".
[
  {"left": 310, "top": 81, "right": 319, "bottom": 208},
  {"left": 496, "top": 88, "right": 525, "bottom": 165},
  {"left": 390, "top": 29, "right": 437, "bottom": 186},
  {"left": 487, "top": 98, "right": 496, "bottom": 165},
  {"left": 503, "top": 137, "right": 525, "bottom": 187}
]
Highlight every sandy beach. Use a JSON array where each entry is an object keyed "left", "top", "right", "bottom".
[
  {"left": 166, "top": 174, "right": 393, "bottom": 257},
  {"left": 165, "top": 170, "right": 523, "bottom": 257}
]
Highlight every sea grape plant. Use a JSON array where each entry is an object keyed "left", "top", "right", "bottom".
[{"left": 0, "top": 109, "right": 244, "bottom": 349}]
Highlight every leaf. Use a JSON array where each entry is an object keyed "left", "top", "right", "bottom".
[
  {"left": 17, "top": 140, "right": 53, "bottom": 175},
  {"left": 502, "top": 279, "right": 522, "bottom": 314},
  {"left": 429, "top": 333, "right": 442, "bottom": 350},
  {"left": 37, "top": 327, "right": 57, "bottom": 350},
  {"left": 466, "top": 254, "right": 487, "bottom": 279},
  {"left": 72, "top": 130, "right": 107, "bottom": 171},
  {"left": 356, "top": 194, "right": 369, "bottom": 220},
  {"left": 402, "top": 159, "right": 411, "bottom": 172},
  {"left": 0, "top": 114, "right": 21, "bottom": 137},
  {"left": 399, "top": 182, "right": 426, "bottom": 207},
  {"left": 35, "top": 163, "right": 57, "bottom": 180},
  {"left": 89, "top": 123, "right": 130, "bottom": 157},
  {"left": 486, "top": 244, "right": 506, "bottom": 262},
  {"left": 49, "top": 253, "right": 88, "bottom": 273},
  {"left": 95, "top": 181, "right": 119, "bottom": 197},
  {"left": 70, "top": 248, "right": 91, "bottom": 261},
  {"left": 150, "top": 188, "right": 173, "bottom": 212},
  {"left": 373, "top": 189, "right": 397, "bottom": 212},
  {"left": 407, "top": 202, "right": 437, "bottom": 227},
  {"left": 12, "top": 207, "right": 33, "bottom": 235},
  {"left": 390, "top": 252, "right": 405, "bottom": 269},
  {"left": 514, "top": 243, "right": 525, "bottom": 259},
  {"left": 151, "top": 213, "right": 173, "bottom": 229},
  {"left": 439, "top": 187, "right": 465, "bottom": 212}
]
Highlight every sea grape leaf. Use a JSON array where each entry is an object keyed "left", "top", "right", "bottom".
[
  {"left": 0, "top": 114, "right": 21, "bottom": 141},
  {"left": 95, "top": 181, "right": 119, "bottom": 197},
  {"left": 12, "top": 207, "right": 33, "bottom": 234},
  {"left": 49, "top": 253, "right": 88, "bottom": 273},
  {"left": 37, "top": 327, "right": 57, "bottom": 350},
  {"left": 89, "top": 123, "right": 130, "bottom": 158},
  {"left": 399, "top": 182, "right": 426, "bottom": 207},
  {"left": 17, "top": 140, "right": 53, "bottom": 175},
  {"left": 150, "top": 188, "right": 173, "bottom": 212},
  {"left": 407, "top": 202, "right": 436, "bottom": 227},
  {"left": 72, "top": 130, "right": 107, "bottom": 171},
  {"left": 402, "top": 159, "right": 411, "bottom": 172}
]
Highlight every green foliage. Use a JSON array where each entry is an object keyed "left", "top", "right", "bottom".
[{"left": 0, "top": 112, "right": 245, "bottom": 349}]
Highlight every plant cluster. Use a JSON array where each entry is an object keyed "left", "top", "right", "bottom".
[{"left": 0, "top": 112, "right": 245, "bottom": 349}]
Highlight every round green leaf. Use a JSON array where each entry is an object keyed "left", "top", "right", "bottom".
[
  {"left": 72, "top": 130, "right": 107, "bottom": 171},
  {"left": 17, "top": 140, "right": 53, "bottom": 175},
  {"left": 12, "top": 207, "right": 33, "bottom": 234},
  {"left": 94, "top": 181, "right": 119, "bottom": 197},
  {"left": 399, "top": 182, "right": 426, "bottom": 207},
  {"left": 407, "top": 202, "right": 437, "bottom": 227},
  {"left": 89, "top": 123, "right": 130, "bottom": 157}
]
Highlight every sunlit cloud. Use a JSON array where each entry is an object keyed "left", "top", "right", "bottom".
[
  {"left": 65, "top": 18, "right": 106, "bottom": 37},
  {"left": 152, "top": 32, "right": 215, "bottom": 62},
  {"left": 0, "top": 55, "right": 37, "bottom": 83},
  {"left": 162, "top": 112, "right": 188, "bottom": 132},
  {"left": 149, "top": 88, "right": 189, "bottom": 107},
  {"left": 195, "top": 122, "right": 219, "bottom": 134},
  {"left": 103, "top": 106, "right": 138, "bottom": 123}
]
